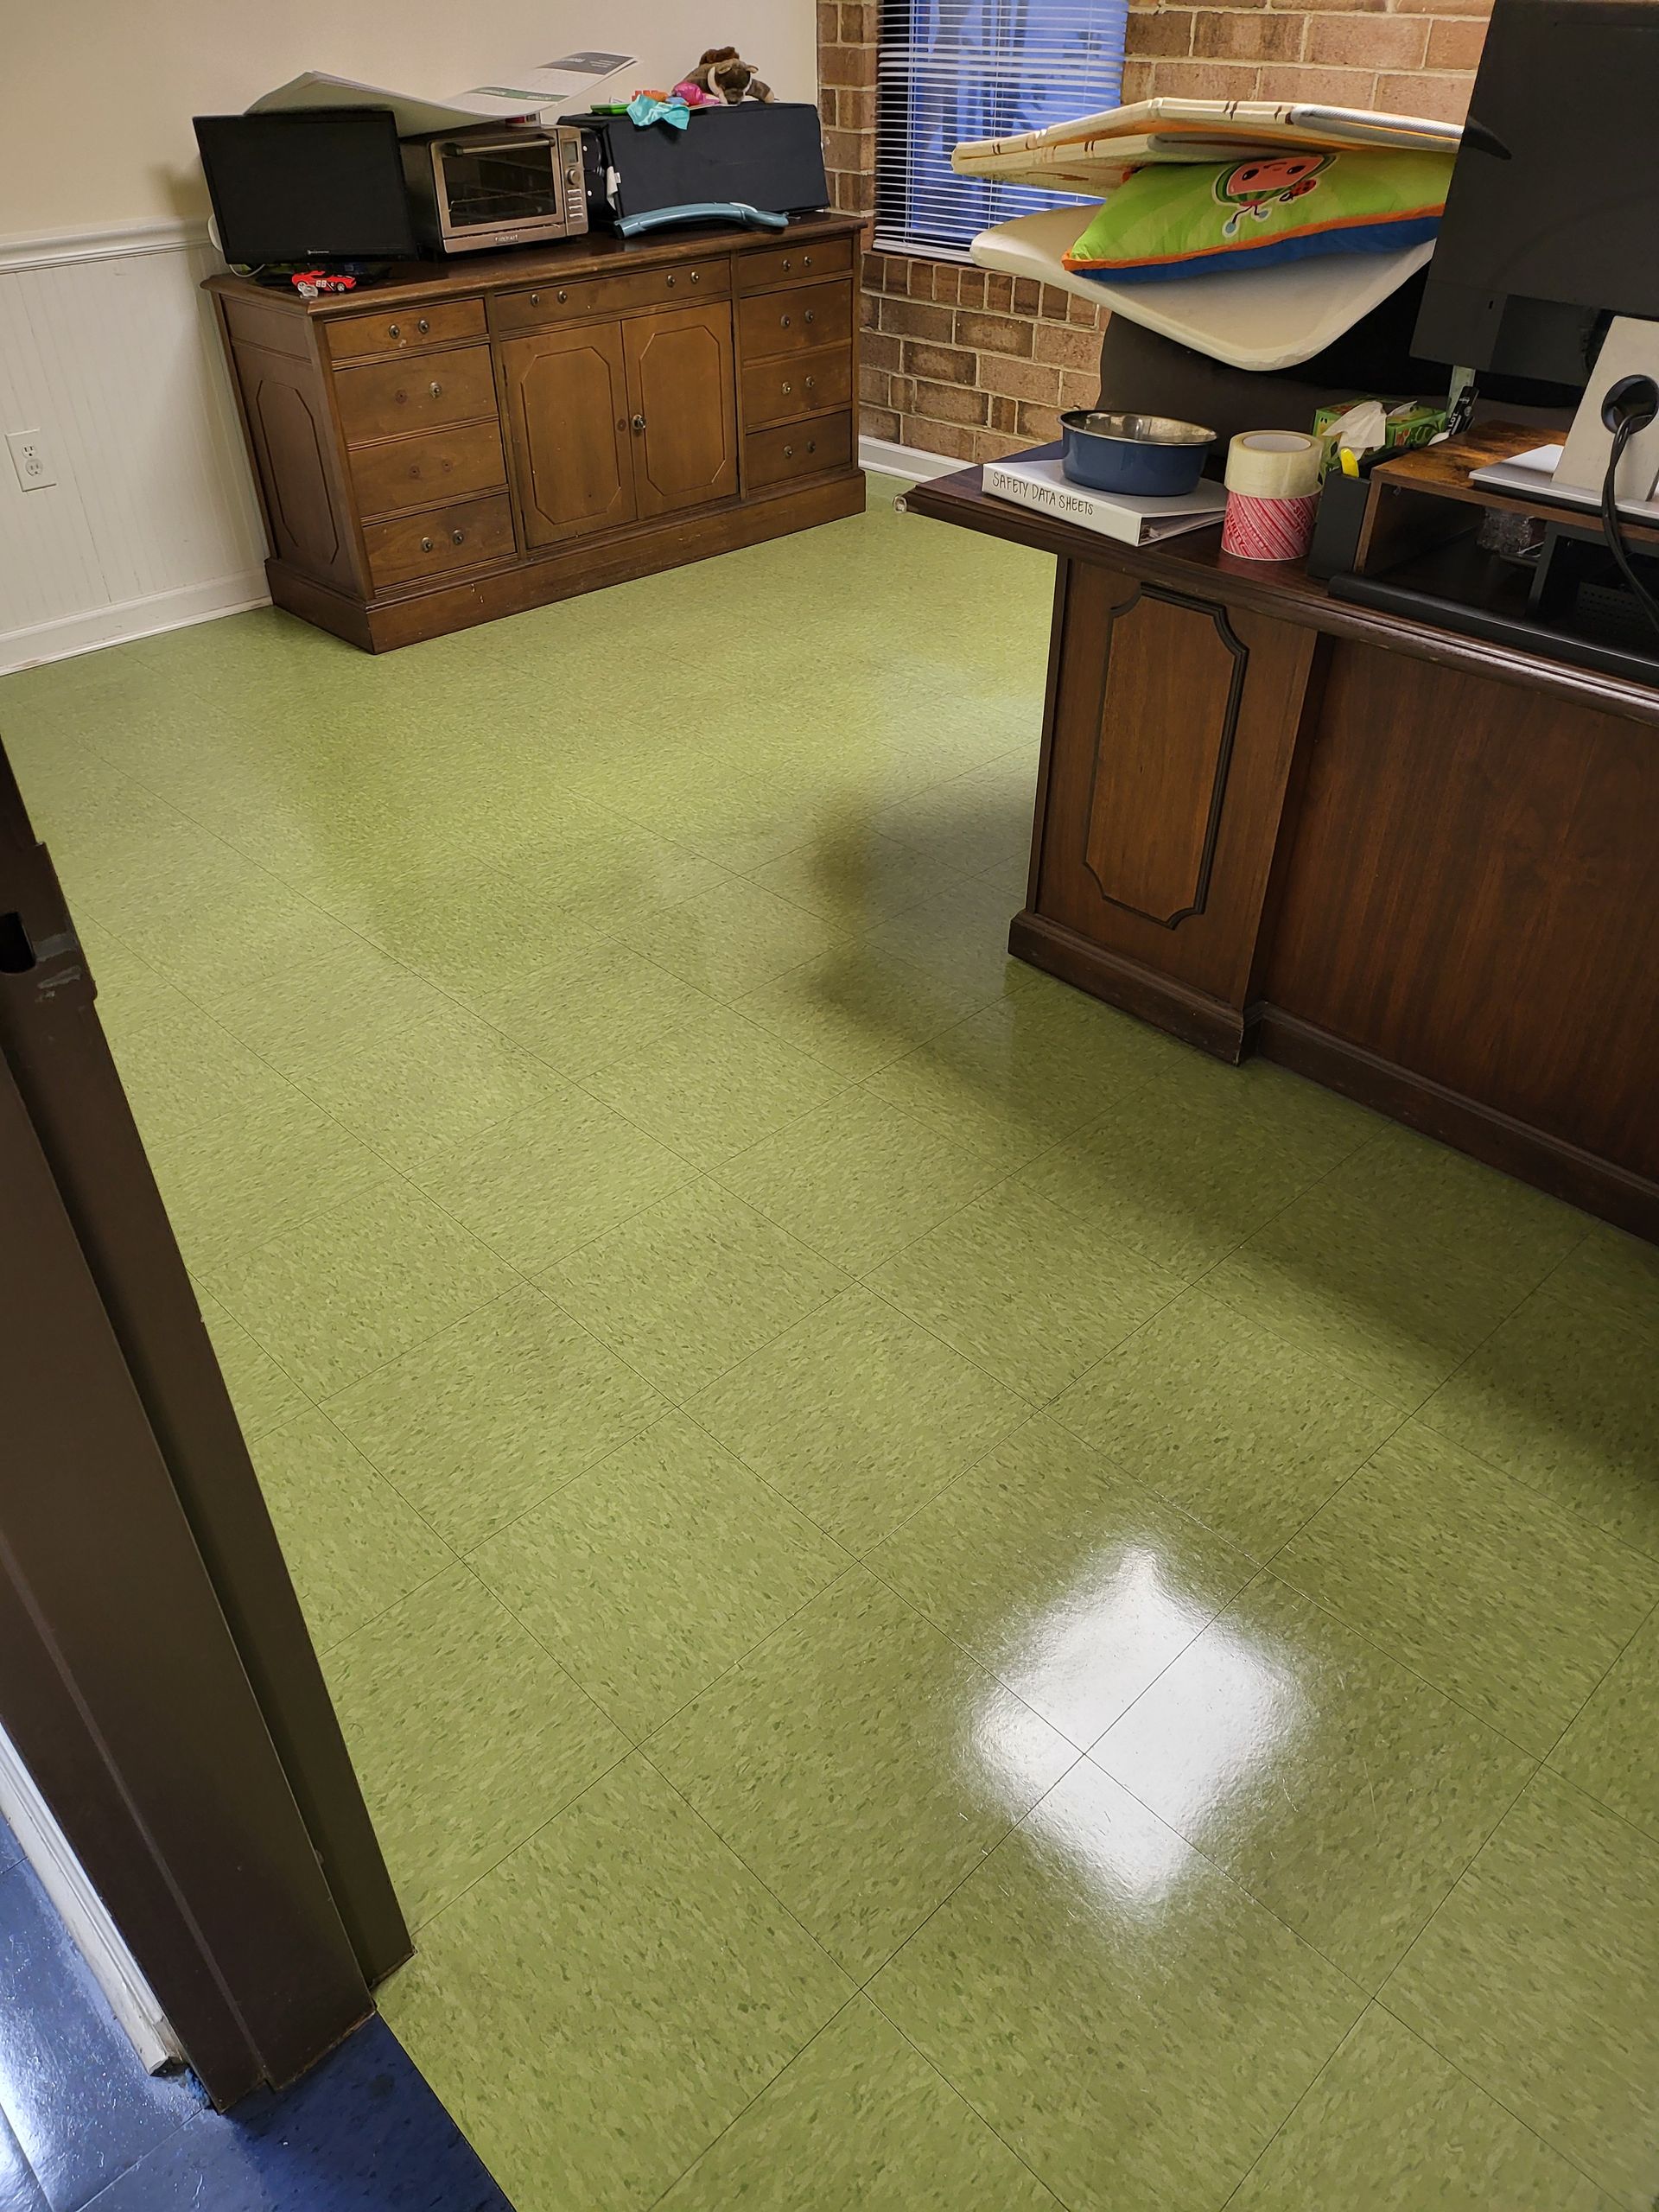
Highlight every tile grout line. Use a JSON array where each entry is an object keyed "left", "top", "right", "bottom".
[
  {"left": 635, "top": 1989, "right": 871, "bottom": 2212},
  {"left": 1213, "top": 2002, "right": 1381, "bottom": 2212},
  {"left": 855, "top": 1737, "right": 1373, "bottom": 2209},
  {"left": 1363, "top": 1987, "right": 1618, "bottom": 2202}
]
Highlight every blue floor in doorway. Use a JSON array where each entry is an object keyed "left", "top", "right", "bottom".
[{"left": 0, "top": 1820, "right": 513, "bottom": 2210}]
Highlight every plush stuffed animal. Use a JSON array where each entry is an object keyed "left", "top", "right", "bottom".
[{"left": 682, "top": 46, "right": 775, "bottom": 104}]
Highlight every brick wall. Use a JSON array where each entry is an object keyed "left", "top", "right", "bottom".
[
  {"left": 1121, "top": 0, "right": 1491, "bottom": 123},
  {"left": 820, "top": 0, "right": 1491, "bottom": 464}
]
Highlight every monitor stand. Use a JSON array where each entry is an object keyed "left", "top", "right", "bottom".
[{"left": 1556, "top": 315, "right": 1659, "bottom": 503}]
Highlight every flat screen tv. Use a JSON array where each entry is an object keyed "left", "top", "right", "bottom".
[{"left": 194, "top": 107, "right": 418, "bottom": 266}]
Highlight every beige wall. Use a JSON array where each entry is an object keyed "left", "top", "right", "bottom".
[{"left": 2, "top": 3, "right": 817, "bottom": 235}]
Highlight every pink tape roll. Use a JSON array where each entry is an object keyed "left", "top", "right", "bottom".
[{"left": 1221, "top": 490, "right": 1319, "bottom": 563}]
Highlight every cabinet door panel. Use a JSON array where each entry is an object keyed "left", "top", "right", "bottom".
[
  {"left": 623, "top": 303, "right": 738, "bottom": 521},
  {"left": 501, "top": 323, "right": 635, "bottom": 550},
  {"left": 1034, "top": 561, "right": 1314, "bottom": 1007}
]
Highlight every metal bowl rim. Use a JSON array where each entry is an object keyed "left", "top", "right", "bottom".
[{"left": 1059, "top": 409, "right": 1217, "bottom": 448}]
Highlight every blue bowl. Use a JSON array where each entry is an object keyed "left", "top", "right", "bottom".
[{"left": 1059, "top": 410, "right": 1216, "bottom": 496}]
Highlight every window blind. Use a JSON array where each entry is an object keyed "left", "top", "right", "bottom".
[{"left": 875, "top": 0, "right": 1129, "bottom": 261}]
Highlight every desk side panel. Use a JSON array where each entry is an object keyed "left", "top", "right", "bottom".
[
  {"left": 1262, "top": 639, "right": 1659, "bottom": 1183},
  {"left": 1028, "top": 556, "right": 1315, "bottom": 1019}
]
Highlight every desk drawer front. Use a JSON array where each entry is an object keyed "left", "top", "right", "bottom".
[
  {"left": 334, "top": 346, "right": 498, "bottom": 446},
  {"left": 739, "top": 282, "right": 854, "bottom": 361},
  {"left": 742, "top": 346, "right": 853, "bottom": 429},
  {"left": 493, "top": 261, "right": 731, "bottom": 334},
  {"left": 365, "top": 493, "right": 516, "bottom": 590},
  {"left": 737, "top": 237, "right": 854, "bottom": 293},
  {"left": 744, "top": 411, "right": 854, "bottom": 491},
  {"left": 325, "top": 300, "right": 486, "bottom": 362},
  {"left": 351, "top": 421, "right": 507, "bottom": 518}
]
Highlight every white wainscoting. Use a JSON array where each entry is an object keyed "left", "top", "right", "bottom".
[{"left": 0, "top": 221, "right": 270, "bottom": 675}]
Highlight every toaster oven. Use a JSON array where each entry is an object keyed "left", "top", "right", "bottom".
[{"left": 401, "top": 125, "right": 588, "bottom": 254}]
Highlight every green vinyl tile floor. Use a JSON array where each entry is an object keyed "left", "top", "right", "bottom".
[{"left": 4, "top": 476, "right": 1658, "bottom": 2211}]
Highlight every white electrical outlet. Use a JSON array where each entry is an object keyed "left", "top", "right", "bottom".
[{"left": 7, "top": 430, "right": 56, "bottom": 491}]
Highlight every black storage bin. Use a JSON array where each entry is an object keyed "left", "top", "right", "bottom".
[
  {"left": 571, "top": 105, "right": 829, "bottom": 227},
  {"left": 1306, "top": 471, "right": 1374, "bottom": 582}
]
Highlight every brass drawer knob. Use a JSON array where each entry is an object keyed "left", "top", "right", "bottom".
[
  {"left": 388, "top": 322, "right": 402, "bottom": 338},
  {"left": 690, "top": 270, "right": 700, "bottom": 283},
  {"left": 529, "top": 292, "right": 540, "bottom": 307},
  {"left": 781, "top": 381, "right": 792, "bottom": 396},
  {"left": 807, "top": 439, "right": 817, "bottom": 454},
  {"left": 805, "top": 376, "right": 817, "bottom": 391},
  {"left": 783, "top": 444, "right": 794, "bottom": 458},
  {"left": 632, "top": 413, "right": 647, "bottom": 432},
  {"left": 803, "top": 253, "right": 813, "bottom": 268},
  {"left": 666, "top": 273, "right": 677, "bottom": 287},
  {"left": 452, "top": 529, "right": 466, "bottom": 545},
  {"left": 416, "top": 317, "right": 430, "bottom": 334},
  {"left": 782, "top": 257, "right": 792, "bottom": 271},
  {"left": 420, "top": 536, "right": 434, "bottom": 551},
  {"left": 429, "top": 381, "right": 442, "bottom": 398},
  {"left": 557, "top": 288, "right": 569, "bottom": 302},
  {"left": 804, "top": 309, "right": 817, "bottom": 326},
  {"left": 779, "top": 314, "right": 791, "bottom": 328}
]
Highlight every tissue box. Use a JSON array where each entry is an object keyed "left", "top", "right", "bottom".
[{"left": 1313, "top": 399, "right": 1446, "bottom": 470}]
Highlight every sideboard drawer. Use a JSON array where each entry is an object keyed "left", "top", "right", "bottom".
[
  {"left": 365, "top": 493, "right": 517, "bottom": 590},
  {"left": 350, "top": 421, "right": 507, "bottom": 518},
  {"left": 493, "top": 259, "right": 732, "bottom": 334},
  {"left": 737, "top": 236, "right": 853, "bottom": 293},
  {"left": 739, "top": 282, "right": 854, "bottom": 362},
  {"left": 334, "top": 345, "right": 498, "bottom": 446},
  {"left": 744, "top": 411, "right": 854, "bottom": 491},
  {"left": 324, "top": 299, "right": 486, "bottom": 362},
  {"left": 742, "top": 346, "right": 853, "bottom": 429}
]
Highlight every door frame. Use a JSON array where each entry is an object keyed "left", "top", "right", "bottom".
[{"left": 0, "top": 747, "right": 409, "bottom": 2105}]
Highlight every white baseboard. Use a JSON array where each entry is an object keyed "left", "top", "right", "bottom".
[
  {"left": 0, "top": 1722, "right": 180, "bottom": 2074},
  {"left": 859, "top": 435, "right": 965, "bottom": 483},
  {"left": 0, "top": 435, "right": 940, "bottom": 678},
  {"left": 0, "top": 569, "right": 270, "bottom": 677}
]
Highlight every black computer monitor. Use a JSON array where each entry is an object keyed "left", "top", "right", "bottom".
[
  {"left": 194, "top": 108, "right": 418, "bottom": 266},
  {"left": 1414, "top": 0, "right": 1659, "bottom": 393}
]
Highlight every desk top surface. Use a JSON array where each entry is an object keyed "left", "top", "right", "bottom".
[
  {"left": 903, "top": 459, "right": 1659, "bottom": 733},
  {"left": 202, "top": 211, "right": 862, "bottom": 318}
]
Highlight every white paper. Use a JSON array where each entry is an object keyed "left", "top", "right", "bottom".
[
  {"left": 1471, "top": 444, "right": 1659, "bottom": 524},
  {"left": 451, "top": 52, "right": 635, "bottom": 114},
  {"left": 250, "top": 54, "right": 634, "bottom": 136}
]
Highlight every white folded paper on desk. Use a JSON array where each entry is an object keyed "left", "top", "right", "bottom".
[
  {"left": 250, "top": 54, "right": 634, "bottom": 135},
  {"left": 1471, "top": 443, "right": 1659, "bottom": 526}
]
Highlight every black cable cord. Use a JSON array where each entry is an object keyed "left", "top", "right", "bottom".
[{"left": 1599, "top": 416, "right": 1659, "bottom": 643}]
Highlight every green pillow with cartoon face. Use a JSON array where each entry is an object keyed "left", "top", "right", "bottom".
[{"left": 1064, "top": 149, "right": 1454, "bottom": 285}]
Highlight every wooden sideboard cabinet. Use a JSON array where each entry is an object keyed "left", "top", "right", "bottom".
[{"left": 205, "top": 216, "right": 865, "bottom": 652}]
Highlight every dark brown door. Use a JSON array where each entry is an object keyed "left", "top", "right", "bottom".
[
  {"left": 501, "top": 320, "right": 636, "bottom": 549},
  {"left": 0, "top": 742, "right": 408, "bottom": 2106},
  {"left": 623, "top": 303, "right": 738, "bottom": 520}
]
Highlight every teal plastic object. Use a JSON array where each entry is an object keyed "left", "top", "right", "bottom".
[
  {"left": 614, "top": 201, "right": 789, "bottom": 238},
  {"left": 626, "top": 93, "right": 690, "bottom": 130}
]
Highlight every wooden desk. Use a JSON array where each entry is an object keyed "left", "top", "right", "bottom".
[
  {"left": 205, "top": 215, "right": 864, "bottom": 652},
  {"left": 902, "top": 464, "right": 1659, "bottom": 1241}
]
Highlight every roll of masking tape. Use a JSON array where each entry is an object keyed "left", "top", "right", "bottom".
[{"left": 1224, "top": 429, "right": 1324, "bottom": 500}]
